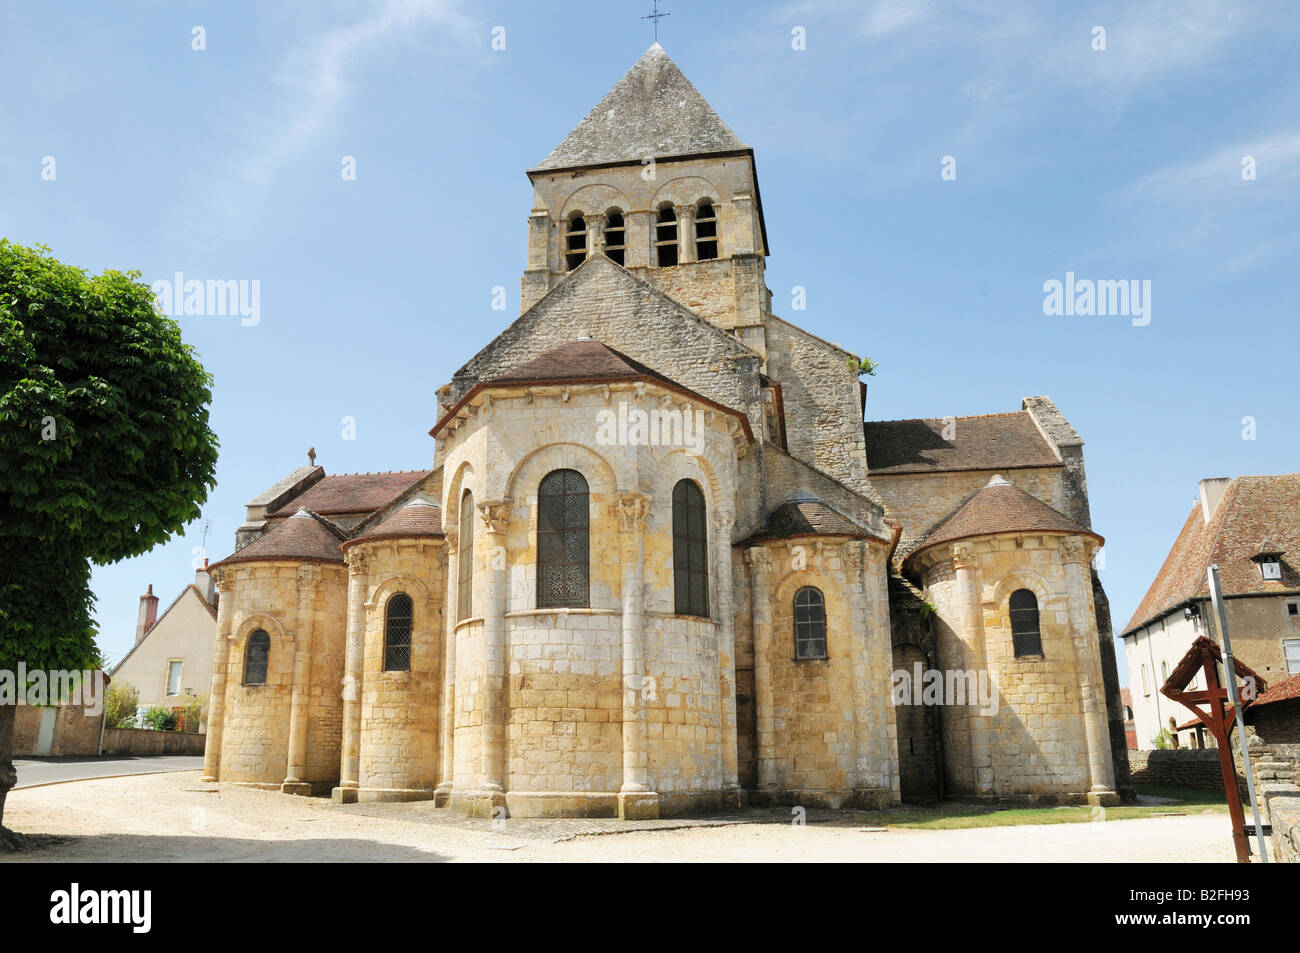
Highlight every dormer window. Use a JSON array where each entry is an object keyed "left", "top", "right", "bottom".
[
  {"left": 654, "top": 204, "right": 678, "bottom": 267},
  {"left": 1252, "top": 549, "right": 1283, "bottom": 581},
  {"left": 695, "top": 200, "right": 718, "bottom": 260},
  {"left": 565, "top": 213, "right": 587, "bottom": 271},
  {"left": 604, "top": 209, "right": 625, "bottom": 266}
]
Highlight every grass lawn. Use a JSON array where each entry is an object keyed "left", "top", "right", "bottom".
[{"left": 855, "top": 784, "right": 1228, "bottom": 830}]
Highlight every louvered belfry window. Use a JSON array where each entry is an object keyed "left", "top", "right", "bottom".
[
  {"left": 537, "top": 469, "right": 590, "bottom": 608},
  {"left": 384, "top": 593, "right": 413, "bottom": 672},
  {"left": 655, "top": 204, "right": 678, "bottom": 266},
  {"left": 243, "top": 630, "right": 270, "bottom": 685},
  {"left": 793, "top": 587, "right": 827, "bottom": 660},
  {"left": 672, "top": 479, "right": 709, "bottom": 617},
  {"left": 604, "top": 210, "right": 626, "bottom": 266},
  {"left": 695, "top": 201, "right": 718, "bottom": 260},
  {"left": 1010, "top": 588, "right": 1043, "bottom": 657}
]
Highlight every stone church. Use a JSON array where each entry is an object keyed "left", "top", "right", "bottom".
[{"left": 203, "top": 44, "right": 1128, "bottom": 817}]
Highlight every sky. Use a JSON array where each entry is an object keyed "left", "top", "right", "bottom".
[{"left": 2, "top": 1, "right": 1297, "bottom": 678}]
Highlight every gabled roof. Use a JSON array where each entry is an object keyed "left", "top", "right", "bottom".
[
  {"left": 212, "top": 509, "right": 347, "bottom": 568},
  {"left": 865, "top": 411, "right": 1061, "bottom": 475},
  {"left": 741, "top": 492, "right": 886, "bottom": 545},
  {"left": 908, "top": 475, "right": 1099, "bottom": 559},
  {"left": 1123, "top": 474, "right": 1300, "bottom": 635},
  {"left": 108, "top": 584, "right": 216, "bottom": 678},
  {"left": 531, "top": 43, "right": 749, "bottom": 172},
  {"left": 342, "top": 498, "right": 443, "bottom": 550},
  {"left": 266, "top": 471, "right": 430, "bottom": 517}
]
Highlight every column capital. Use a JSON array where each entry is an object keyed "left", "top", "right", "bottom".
[
  {"left": 213, "top": 569, "right": 234, "bottom": 593},
  {"left": 610, "top": 491, "right": 651, "bottom": 534},
  {"left": 1059, "top": 536, "right": 1092, "bottom": 565},
  {"left": 584, "top": 211, "right": 608, "bottom": 229},
  {"left": 673, "top": 203, "right": 696, "bottom": 219},
  {"left": 951, "top": 542, "right": 978, "bottom": 571},
  {"left": 477, "top": 498, "right": 513, "bottom": 535},
  {"left": 296, "top": 563, "right": 322, "bottom": 589},
  {"left": 345, "top": 550, "right": 369, "bottom": 576},
  {"left": 744, "top": 546, "right": 772, "bottom": 574}
]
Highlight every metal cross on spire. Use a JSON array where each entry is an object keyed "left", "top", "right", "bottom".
[{"left": 642, "top": 0, "right": 670, "bottom": 41}]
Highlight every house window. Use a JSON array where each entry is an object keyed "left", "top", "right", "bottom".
[
  {"left": 243, "top": 630, "right": 270, "bottom": 686},
  {"left": 167, "top": 660, "right": 183, "bottom": 696},
  {"left": 1285, "top": 638, "right": 1300, "bottom": 675},
  {"left": 565, "top": 213, "right": 586, "bottom": 271},
  {"left": 604, "top": 210, "right": 625, "bottom": 266},
  {"left": 654, "top": 204, "right": 678, "bottom": 267},
  {"left": 1141, "top": 663, "right": 1149, "bottom": 696},
  {"left": 537, "top": 469, "right": 589, "bottom": 608},
  {"left": 1009, "top": 589, "right": 1043, "bottom": 657},
  {"left": 1160, "top": 660, "right": 1169, "bottom": 684},
  {"left": 672, "top": 479, "right": 709, "bottom": 617},
  {"left": 694, "top": 200, "right": 718, "bottom": 260},
  {"left": 384, "top": 593, "right": 413, "bottom": 672},
  {"left": 793, "top": 587, "right": 827, "bottom": 660},
  {"left": 457, "top": 489, "right": 474, "bottom": 621},
  {"left": 1287, "top": 601, "right": 1299, "bottom": 617}
]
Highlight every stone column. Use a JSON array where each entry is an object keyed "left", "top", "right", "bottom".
[
  {"left": 675, "top": 204, "right": 697, "bottom": 264},
  {"left": 714, "top": 515, "right": 743, "bottom": 809},
  {"left": 1062, "top": 537, "right": 1119, "bottom": 805},
  {"left": 476, "top": 499, "right": 511, "bottom": 815},
  {"left": 435, "top": 526, "right": 459, "bottom": 807},
  {"left": 952, "top": 543, "right": 992, "bottom": 794},
  {"left": 745, "top": 546, "right": 777, "bottom": 797},
  {"left": 585, "top": 212, "right": 608, "bottom": 260},
  {"left": 201, "top": 573, "right": 235, "bottom": 782},
  {"left": 282, "top": 564, "right": 320, "bottom": 795},
  {"left": 332, "top": 552, "right": 368, "bottom": 804},
  {"left": 612, "top": 491, "right": 657, "bottom": 820}
]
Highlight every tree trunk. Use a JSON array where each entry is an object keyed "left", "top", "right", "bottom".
[{"left": 0, "top": 702, "right": 27, "bottom": 850}]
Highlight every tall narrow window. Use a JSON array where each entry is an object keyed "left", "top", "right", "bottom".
[
  {"left": 1284, "top": 638, "right": 1300, "bottom": 675},
  {"left": 384, "top": 592, "right": 413, "bottom": 672},
  {"left": 794, "top": 587, "right": 827, "bottom": 660},
  {"left": 537, "top": 469, "right": 589, "bottom": 608},
  {"left": 695, "top": 200, "right": 718, "bottom": 260},
  {"left": 654, "top": 204, "right": 678, "bottom": 267},
  {"left": 457, "top": 490, "right": 474, "bottom": 621},
  {"left": 672, "top": 480, "right": 709, "bottom": 617},
  {"left": 243, "top": 630, "right": 270, "bottom": 686},
  {"left": 604, "top": 210, "right": 625, "bottom": 266},
  {"left": 1009, "top": 589, "right": 1043, "bottom": 657},
  {"left": 167, "top": 660, "right": 183, "bottom": 696},
  {"left": 565, "top": 213, "right": 586, "bottom": 270}
]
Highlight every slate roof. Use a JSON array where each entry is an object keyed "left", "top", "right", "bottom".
[
  {"left": 742, "top": 493, "right": 884, "bottom": 544},
  {"left": 531, "top": 43, "right": 749, "bottom": 172},
  {"left": 908, "top": 476, "right": 1099, "bottom": 558},
  {"left": 342, "top": 498, "right": 443, "bottom": 549},
  {"left": 266, "top": 471, "right": 430, "bottom": 517},
  {"left": 1123, "top": 474, "right": 1300, "bottom": 635},
  {"left": 865, "top": 411, "right": 1061, "bottom": 475},
  {"left": 212, "top": 509, "right": 347, "bottom": 567}
]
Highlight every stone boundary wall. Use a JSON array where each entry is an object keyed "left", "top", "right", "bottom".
[
  {"left": 1128, "top": 749, "right": 1229, "bottom": 790},
  {"left": 101, "top": 727, "right": 206, "bottom": 757},
  {"left": 1262, "top": 784, "right": 1300, "bottom": 862}
]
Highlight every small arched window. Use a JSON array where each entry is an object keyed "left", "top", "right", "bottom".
[
  {"left": 565, "top": 213, "right": 587, "bottom": 271},
  {"left": 537, "top": 469, "right": 589, "bottom": 608},
  {"left": 654, "top": 204, "right": 678, "bottom": 267},
  {"left": 695, "top": 201, "right": 718, "bottom": 260},
  {"left": 672, "top": 479, "right": 709, "bottom": 617},
  {"left": 384, "top": 593, "right": 413, "bottom": 671},
  {"left": 793, "top": 587, "right": 827, "bottom": 660},
  {"left": 457, "top": 489, "right": 474, "bottom": 622},
  {"left": 243, "top": 629, "right": 270, "bottom": 686},
  {"left": 1009, "top": 589, "right": 1043, "bottom": 657},
  {"left": 604, "top": 209, "right": 625, "bottom": 266}
]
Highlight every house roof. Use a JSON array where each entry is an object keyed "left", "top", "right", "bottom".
[
  {"left": 108, "top": 584, "right": 216, "bottom": 678},
  {"left": 908, "top": 475, "right": 1100, "bottom": 558},
  {"left": 266, "top": 471, "right": 430, "bottom": 517},
  {"left": 212, "top": 509, "right": 347, "bottom": 568},
  {"left": 865, "top": 411, "right": 1061, "bottom": 475},
  {"left": 342, "top": 498, "right": 443, "bottom": 549},
  {"left": 530, "top": 43, "right": 749, "bottom": 172},
  {"left": 1123, "top": 474, "right": 1300, "bottom": 635},
  {"left": 741, "top": 493, "right": 886, "bottom": 545},
  {"left": 1246, "top": 672, "right": 1300, "bottom": 717}
]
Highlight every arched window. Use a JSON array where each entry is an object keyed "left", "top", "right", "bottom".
[
  {"left": 672, "top": 479, "right": 709, "bottom": 617},
  {"left": 695, "top": 200, "right": 718, "bottom": 260},
  {"left": 457, "top": 489, "right": 474, "bottom": 621},
  {"left": 565, "top": 213, "right": 586, "bottom": 271},
  {"left": 1009, "top": 589, "right": 1043, "bottom": 657},
  {"left": 243, "top": 629, "right": 270, "bottom": 686},
  {"left": 604, "top": 209, "right": 625, "bottom": 266},
  {"left": 654, "top": 204, "right": 678, "bottom": 267},
  {"left": 794, "top": 587, "right": 827, "bottom": 660},
  {"left": 384, "top": 593, "right": 413, "bottom": 671},
  {"left": 537, "top": 469, "right": 589, "bottom": 608}
]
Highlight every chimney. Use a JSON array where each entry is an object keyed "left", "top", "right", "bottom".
[
  {"left": 194, "top": 559, "right": 216, "bottom": 606},
  {"left": 135, "top": 585, "right": 159, "bottom": 642},
  {"left": 1199, "top": 477, "right": 1232, "bottom": 523}
]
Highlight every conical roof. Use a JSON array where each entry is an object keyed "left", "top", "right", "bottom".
[
  {"left": 531, "top": 43, "right": 749, "bottom": 172},
  {"left": 212, "top": 509, "right": 346, "bottom": 567},
  {"left": 910, "top": 476, "right": 1100, "bottom": 556},
  {"left": 343, "top": 498, "right": 443, "bottom": 549}
]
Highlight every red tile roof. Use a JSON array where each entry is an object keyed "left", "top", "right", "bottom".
[
  {"left": 342, "top": 499, "right": 444, "bottom": 549},
  {"left": 865, "top": 411, "right": 1061, "bottom": 475},
  {"left": 1247, "top": 672, "right": 1300, "bottom": 712},
  {"left": 212, "top": 510, "right": 346, "bottom": 567},
  {"left": 1123, "top": 474, "right": 1300, "bottom": 635},
  {"left": 908, "top": 475, "right": 1100, "bottom": 558},
  {"left": 266, "top": 471, "right": 430, "bottom": 517}
]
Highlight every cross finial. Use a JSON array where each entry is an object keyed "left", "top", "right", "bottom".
[
  {"left": 642, "top": 0, "right": 669, "bottom": 41},
  {"left": 308, "top": 446, "right": 316, "bottom": 467}
]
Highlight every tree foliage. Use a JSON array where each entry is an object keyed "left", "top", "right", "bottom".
[{"left": 104, "top": 680, "right": 140, "bottom": 729}]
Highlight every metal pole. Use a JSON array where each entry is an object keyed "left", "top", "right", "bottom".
[{"left": 1207, "top": 564, "right": 1268, "bottom": 863}]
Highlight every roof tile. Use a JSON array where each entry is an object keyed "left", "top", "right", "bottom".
[{"left": 865, "top": 411, "right": 1061, "bottom": 475}]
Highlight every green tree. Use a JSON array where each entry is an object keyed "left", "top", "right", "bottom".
[
  {"left": 104, "top": 680, "right": 140, "bottom": 729},
  {"left": 0, "top": 240, "right": 218, "bottom": 848},
  {"left": 142, "top": 706, "right": 177, "bottom": 732}
]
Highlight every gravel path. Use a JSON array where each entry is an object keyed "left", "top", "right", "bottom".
[{"left": 0, "top": 771, "right": 1239, "bottom": 863}]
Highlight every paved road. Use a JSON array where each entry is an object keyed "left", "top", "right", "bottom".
[{"left": 12, "top": 756, "right": 205, "bottom": 789}]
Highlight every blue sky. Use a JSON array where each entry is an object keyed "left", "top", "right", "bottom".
[{"left": 2, "top": 1, "right": 1297, "bottom": 679}]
